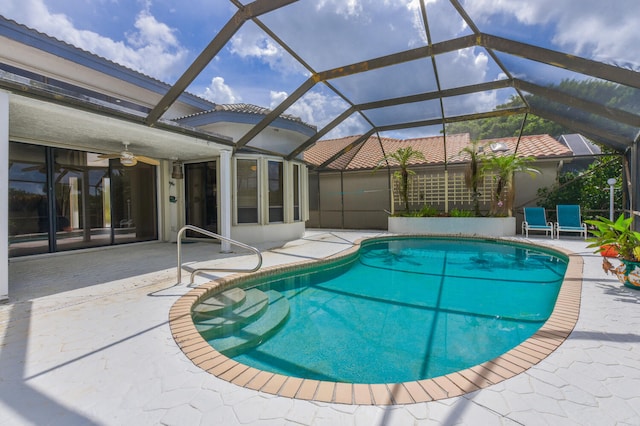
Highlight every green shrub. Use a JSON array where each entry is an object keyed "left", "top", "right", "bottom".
[
  {"left": 450, "top": 208, "right": 475, "bottom": 217},
  {"left": 417, "top": 205, "right": 439, "bottom": 217}
]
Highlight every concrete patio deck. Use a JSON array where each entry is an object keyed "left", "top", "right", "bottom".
[{"left": 1, "top": 230, "right": 639, "bottom": 425}]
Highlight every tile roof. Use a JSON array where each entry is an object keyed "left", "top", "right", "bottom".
[
  {"left": 176, "top": 103, "right": 317, "bottom": 131},
  {"left": 304, "top": 133, "right": 574, "bottom": 170},
  {"left": 214, "top": 103, "right": 306, "bottom": 124},
  {"left": 0, "top": 16, "right": 214, "bottom": 110}
]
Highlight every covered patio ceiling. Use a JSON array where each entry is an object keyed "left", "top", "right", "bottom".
[{"left": 144, "top": 0, "right": 639, "bottom": 167}]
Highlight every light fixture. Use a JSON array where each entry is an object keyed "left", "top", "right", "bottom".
[
  {"left": 607, "top": 178, "right": 617, "bottom": 221},
  {"left": 120, "top": 151, "right": 137, "bottom": 167},
  {"left": 172, "top": 161, "right": 184, "bottom": 179}
]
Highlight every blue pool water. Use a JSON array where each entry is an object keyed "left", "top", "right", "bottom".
[{"left": 193, "top": 237, "right": 568, "bottom": 384}]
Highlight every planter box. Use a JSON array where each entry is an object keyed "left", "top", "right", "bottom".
[{"left": 388, "top": 216, "right": 516, "bottom": 237}]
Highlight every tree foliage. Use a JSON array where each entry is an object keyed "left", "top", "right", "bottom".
[
  {"left": 375, "top": 146, "right": 425, "bottom": 212},
  {"left": 445, "top": 78, "right": 638, "bottom": 142},
  {"left": 446, "top": 78, "right": 631, "bottom": 219},
  {"left": 459, "top": 139, "right": 485, "bottom": 216},
  {"left": 536, "top": 155, "right": 623, "bottom": 220},
  {"left": 482, "top": 155, "right": 539, "bottom": 217},
  {"left": 445, "top": 105, "right": 566, "bottom": 140}
]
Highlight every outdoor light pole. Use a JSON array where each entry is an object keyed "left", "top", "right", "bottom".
[{"left": 607, "top": 178, "right": 617, "bottom": 221}]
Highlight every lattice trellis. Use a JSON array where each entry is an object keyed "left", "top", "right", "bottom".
[{"left": 392, "top": 171, "right": 497, "bottom": 209}]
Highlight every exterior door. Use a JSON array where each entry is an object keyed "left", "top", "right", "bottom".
[{"left": 185, "top": 161, "right": 218, "bottom": 234}]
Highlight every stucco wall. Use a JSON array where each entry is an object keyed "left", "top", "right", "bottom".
[
  {"left": 308, "top": 170, "right": 391, "bottom": 230},
  {"left": 308, "top": 160, "right": 560, "bottom": 231}
]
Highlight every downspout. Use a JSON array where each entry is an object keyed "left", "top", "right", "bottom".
[
  {"left": 219, "top": 149, "right": 232, "bottom": 252},
  {"left": 0, "top": 90, "right": 8, "bottom": 301},
  {"left": 340, "top": 170, "right": 345, "bottom": 229},
  {"left": 389, "top": 167, "right": 394, "bottom": 216}
]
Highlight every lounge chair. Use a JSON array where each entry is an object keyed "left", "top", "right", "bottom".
[
  {"left": 522, "top": 207, "right": 554, "bottom": 238},
  {"left": 555, "top": 204, "right": 587, "bottom": 239}
]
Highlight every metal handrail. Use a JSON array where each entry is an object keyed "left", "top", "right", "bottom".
[{"left": 177, "top": 225, "right": 262, "bottom": 284}]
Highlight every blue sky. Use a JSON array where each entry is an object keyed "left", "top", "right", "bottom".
[{"left": 1, "top": 0, "right": 638, "bottom": 138}]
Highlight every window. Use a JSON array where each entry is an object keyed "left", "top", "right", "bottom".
[
  {"left": 268, "top": 160, "right": 284, "bottom": 222},
  {"left": 236, "top": 159, "right": 258, "bottom": 223}
]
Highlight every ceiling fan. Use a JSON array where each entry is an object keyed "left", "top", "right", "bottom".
[{"left": 98, "top": 142, "right": 160, "bottom": 167}]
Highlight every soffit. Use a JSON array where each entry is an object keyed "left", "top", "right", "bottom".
[{"left": 8, "top": 94, "right": 232, "bottom": 161}]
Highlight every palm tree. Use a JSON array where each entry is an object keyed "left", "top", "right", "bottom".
[
  {"left": 482, "top": 154, "right": 539, "bottom": 217},
  {"left": 375, "top": 146, "right": 425, "bottom": 212},
  {"left": 460, "top": 140, "right": 485, "bottom": 216}
]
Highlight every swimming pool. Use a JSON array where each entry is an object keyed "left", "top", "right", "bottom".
[{"left": 189, "top": 237, "right": 568, "bottom": 384}]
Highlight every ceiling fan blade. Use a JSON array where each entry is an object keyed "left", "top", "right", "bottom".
[{"left": 136, "top": 156, "right": 160, "bottom": 166}]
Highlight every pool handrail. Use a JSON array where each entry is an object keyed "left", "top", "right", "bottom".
[{"left": 177, "top": 225, "right": 262, "bottom": 284}]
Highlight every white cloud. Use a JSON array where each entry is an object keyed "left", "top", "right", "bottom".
[
  {"left": 269, "top": 89, "right": 368, "bottom": 137},
  {"left": 228, "top": 23, "right": 306, "bottom": 76},
  {"left": 316, "top": 0, "right": 363, "bottom": 17},
  {"left": 203, "top": 77, "right": 241, "bottom": 104},
  {"left": 269, "top": 91, "right": 288, "bottom": 109},
  {"left": 0, "top": 0, "right": 190, "bottom": 81},
  {"left": 462, "top": 0, "right": 640, "bottom": 69},
  {"left": 273, "top": 90, "right": 333, "bottom": 127}
]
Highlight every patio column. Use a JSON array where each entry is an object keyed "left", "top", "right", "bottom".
[
  {"left": 219, "top": 149, "right": 232, "bottom": 252},
  {"left": 0, "top": 91, "right": 8, "bottom": 301}
]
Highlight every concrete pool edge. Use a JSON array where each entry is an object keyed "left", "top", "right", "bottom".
[{"left": 169, "top": 235, "right": 583, "bottom": 405}]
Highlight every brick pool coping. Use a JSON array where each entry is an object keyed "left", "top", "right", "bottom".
[{"left": 169, "top": 236, "right": 583, "bottom": 405}]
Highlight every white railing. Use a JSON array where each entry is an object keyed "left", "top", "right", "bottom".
[{"left": 176, "top": 225, "right": 262, "bottom": 284}]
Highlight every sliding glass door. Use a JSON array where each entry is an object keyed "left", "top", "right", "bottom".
[{"left": 8, "top": 142, "right": 158, "bottom": 257}]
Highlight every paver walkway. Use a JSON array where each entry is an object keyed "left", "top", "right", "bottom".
[{"left": 1, "top": 231, "right": 639, "bottom": 425}]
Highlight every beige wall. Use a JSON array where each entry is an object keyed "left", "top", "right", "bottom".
[
  {"left": 308, "top": 160, "right": 560, "bottom": 231},
  {"left": 308, "top": 170, "right": 391, "bottom": 229}
]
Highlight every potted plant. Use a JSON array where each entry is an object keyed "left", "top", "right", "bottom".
[{"left": 586, "top": 214, "right": 640, "bottom": 290}]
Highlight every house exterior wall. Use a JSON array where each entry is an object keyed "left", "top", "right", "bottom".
[
  {"left": 307, "top": 160, "right": 561, "bottom": 231},
  {"left": 1, "top": 90, "right": 8, "bottom": 301},
  {"left": 308, "top": 170, "right": 391, "bottom": 230},
  {"left": 0, "top": 18, "right": 315, "bottom": 300},
  {"left": 343, "top": 171, "right": 391, "bottom": 229},
  {"left": 317, "top": 172, "right": 343, "bottom": 229}
]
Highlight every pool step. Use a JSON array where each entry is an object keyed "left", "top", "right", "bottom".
[
  {"left": 192, "top": 287, "right": 246, "bottom": 318},
  {"left": 204, "top": 289, "right": 290, "bottom": 357},
  {"left": 194, "top": 288, "right": 270, "bottom": 340}
]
